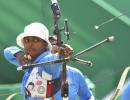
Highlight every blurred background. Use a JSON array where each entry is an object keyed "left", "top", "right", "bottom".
[{"left": 0, "top": 0, "right": 130, "bottom": 99}]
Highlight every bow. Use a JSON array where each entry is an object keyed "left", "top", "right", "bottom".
[
  {"left": 110, "top": 66, "right": 130, "bottom": 100},
  {"left": 50, "top": 0, "right": 69, "bottom": 99}
]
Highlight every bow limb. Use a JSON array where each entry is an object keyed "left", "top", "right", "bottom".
[{"left": 110, "top": 66, "right": 130, "bottom": 100}]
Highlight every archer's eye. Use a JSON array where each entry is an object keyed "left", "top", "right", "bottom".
[
  {"left": 24, "top": 38, "right": 29, "bottom": 43},
  {"left": 33, "top": 38, "right": 39, "bottom": 42}
]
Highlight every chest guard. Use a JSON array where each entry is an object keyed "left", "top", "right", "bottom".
[{"left": 25, "top": 68, "right": 61, "bottom": 98}]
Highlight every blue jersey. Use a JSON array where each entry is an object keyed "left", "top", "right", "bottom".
[{"left": 4, "top": 46, "right": 94, "bottom": 100}]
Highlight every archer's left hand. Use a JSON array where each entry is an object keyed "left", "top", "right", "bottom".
[{"left": 51, "top": 44, "right": 73, "bottom": 58}]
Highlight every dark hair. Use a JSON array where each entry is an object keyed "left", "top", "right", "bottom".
[{"left": 28, "top": 82, "right": 34, "bottom": 86}]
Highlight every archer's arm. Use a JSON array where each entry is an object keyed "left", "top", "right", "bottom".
[
  {"left": 49, "top": 35, "right": 73, "bottom": 58},
  {"left": 4, "top": 46, "right": 27, "bottom": 66},
  {"left": 77, "top": 70, "right": 95, "bottom": 100}
]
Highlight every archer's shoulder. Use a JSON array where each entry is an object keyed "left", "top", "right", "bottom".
[
  {"left": 67, "top": 66, "right": 83, "bottom": 76},
  {"left": 40, "top": 51, "right": 60, "bottom": 61}
]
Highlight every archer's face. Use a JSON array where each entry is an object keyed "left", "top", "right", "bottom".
[{"left": 23, "top": 36, "right": 48, "bottom": 59}]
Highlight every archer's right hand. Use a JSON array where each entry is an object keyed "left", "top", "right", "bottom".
[{"left": 14, "top": 52, "right": 29, "bottom": 65}]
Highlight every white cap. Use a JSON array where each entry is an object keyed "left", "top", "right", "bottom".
[{"left": 16, "top": 22, "right": 52, "bottom": 50}]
